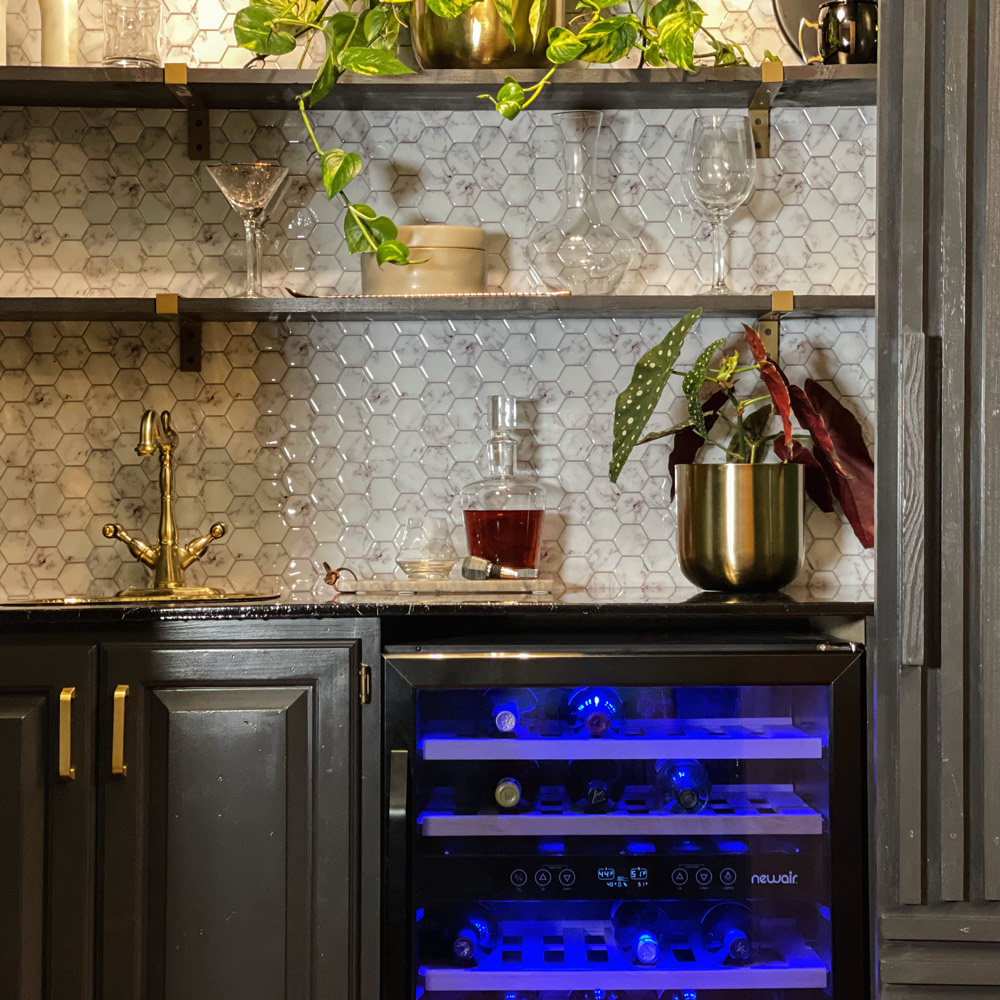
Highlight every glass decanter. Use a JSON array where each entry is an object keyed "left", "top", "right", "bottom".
[
  {"left": 527, "top": 110, "right": 639, "bottom": 295},
  {"left": 459, "top": 396, "right": 546, "bottom": 577}
]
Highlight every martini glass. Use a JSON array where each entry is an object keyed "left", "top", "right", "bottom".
[{"left": 206, "top": 162, "right": 289, "bottom": 297}]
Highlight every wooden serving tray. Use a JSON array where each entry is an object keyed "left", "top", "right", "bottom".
[{"left": 336, "top": 577, "right": 563, "bottom": 595}]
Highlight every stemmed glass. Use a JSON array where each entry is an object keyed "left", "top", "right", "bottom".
[
  {"left": 682, "top": 114, "right": 756, "bottom": 293},
  {"left": 206, "top": 162, "right": 289, "bottom": 297}
]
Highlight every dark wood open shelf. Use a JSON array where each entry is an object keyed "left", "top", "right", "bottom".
[
  {"left": 0, "top": 64, "right": 876, "bottom": 112},
  {"left": 0, "top": 294, "right": 875, "bottom": 324}
]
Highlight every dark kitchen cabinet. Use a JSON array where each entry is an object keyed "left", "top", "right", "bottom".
[
  {"left": 0, "top": 645, "right": 97, "bottom": 1000},
  {"left": 98, "top": 638, "right": 367, "bottom": 1000}
]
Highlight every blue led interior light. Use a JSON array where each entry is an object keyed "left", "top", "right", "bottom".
[
  {"left": 539, "top": 840, "right": 565, "bottom": 854},
  {"left": 627, "top": 841, "right": 656, "bottom": 854}
]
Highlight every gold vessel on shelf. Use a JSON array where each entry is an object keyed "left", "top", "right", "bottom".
[
  {"left": 410, "top": 0, "right": 564, "bottom": 69},
  {"left": 676, "top": 463, "right": 805, "bottom": 592}
]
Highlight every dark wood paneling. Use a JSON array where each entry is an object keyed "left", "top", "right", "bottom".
[
  {"left": 882, "top": 910, "right": 1000, "bottom": 943},
  {"left": 0, "top": 696, "right": 46, "bottom": 1000},
  {"left": 883, "top": 987, "right": 1000, "bottom": 999},
  {"left": 100, "top": 641, "right": 360, "bottom": 1000},
  {"left": 882, "top": 941, "right": 1000, "bottom": 986}
]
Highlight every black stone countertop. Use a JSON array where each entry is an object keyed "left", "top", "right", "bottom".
[{"left": 0, "top": 586, "right": 873, "bottom": 625}]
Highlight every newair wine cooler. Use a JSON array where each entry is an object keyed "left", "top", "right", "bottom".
[{"left": 383, "top": 640, "right": 868, "bottom": 1000}]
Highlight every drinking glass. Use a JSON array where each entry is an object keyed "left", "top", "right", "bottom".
[
  {"left": 206, "top": 162, "right": 289, "bottom": 297},
  {"left": 395, "top": 516, "right": 459, "bottom": 580},
  {"left": 102, "top": 0, "right": 162, "bottom": 67},
  {"left": 682, "top": 114, "right": 756, "bottom": 293}
]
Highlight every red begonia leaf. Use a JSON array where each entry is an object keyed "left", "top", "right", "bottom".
[
  {"left": 787, "top": 384, "right": 848, "bottom": 478},
  {"left": 803, "top": 379, "right": 875, "bottom": 548},
  {"left": 743, "top": 324, "right": 793, "bottom": 451},
  {"left": 774, "top": 436, "right": 836, "bottom": 513},
  {"left": 667, "top": 389, "right": 728, "bottom": 501}
]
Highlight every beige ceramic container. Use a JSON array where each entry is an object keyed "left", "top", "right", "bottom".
[{"left": 360, "top": 225, "right": 487, "bottom": 295}]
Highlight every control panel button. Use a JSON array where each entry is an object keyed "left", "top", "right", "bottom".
[
  {"left": 671, "top": 868, "right": 689, "bottom": 886},
  {"left": 510, "top": 869, "right": 528, "bottom": 888},
  {"left": 720, "top": 867, "right": 738, "bottom": 887},
  {"left": 558, "top": 868, "right": 576, "bottom": 887},
  {"left": 696, "top": 867, "right": 713, "bottom": 887},
  {"left": 535, "top": 868, "right": 552, "bottom": 887}
]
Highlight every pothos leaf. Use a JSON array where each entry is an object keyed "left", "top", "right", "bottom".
[
  {"left": 528, "top": 0, "right": 547, "bottom": 46},
  {"left": 493, "top": 0, "right": 517, "bottom": 47},
  {"left": 324, "top": 11, "right": 358, "bottom": 62},
  {"left": 308, "top": 54, "right": 339, "bottom": 107},
  {"left": 744, "top": 323, "right": 793, "bottom": 452},
  {"left": 376, "top": 238, "right": 410, "bottom": 265},
  {"left": 577, "top": 15, "right": 638, "bottom": 63},
  {"left": 609, "top": 308, "right": 702, "bottom": 483},
  {"left": 339, "top": 46, "right": 414, "bottom": 76},
  {"left": 321, "top": 149, "right": 363, "bottom": 198},
  {"left": 649, "top": 0, "right": 704, "bottom": 72},
  {"left": 682, "top": 337, "right": 726, "bottom": 438},
  {"left": 667, "top": 388, "right": 727, "bottom": 499},
  {"left": 425, "top": 0, "right": 479, "bottom": 16},
  {"left": 546, "top": 25, "right": 586, "bottom": 63},
  {"left": 233, "top": 6, "right": 296, "bottom": 55}
]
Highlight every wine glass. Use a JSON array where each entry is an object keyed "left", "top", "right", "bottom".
[
  {"left": 682, "top": 114, "right": 756, "bottom": 293},
  {"left": 206, "top": 162, "right": 289, "bottom": 297}
]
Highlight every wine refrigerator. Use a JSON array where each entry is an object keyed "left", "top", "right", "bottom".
[{"left": 383, "top": 639, "right": 867, "bottom": 1000}]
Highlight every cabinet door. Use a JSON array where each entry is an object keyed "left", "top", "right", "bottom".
[
  {"left": 99, "top": 641, "right": 362, "bottom": 1000},
  {"left": 0, "top": 645, "right": 97, "bottom": 1000}
]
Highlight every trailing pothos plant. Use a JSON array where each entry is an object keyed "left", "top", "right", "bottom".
[
  {"left": 609, "top": 308, "right": 875, "bottom": 548},
  {"left": 232, "top": 0, "right": 769, "bottom": 264}
]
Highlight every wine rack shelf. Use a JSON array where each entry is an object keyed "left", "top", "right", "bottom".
[
  {"left": 421, "top": 919, "right": 828, "bottom": 991},
  {"left": 419, "top": 784, "right": 824, "bottom": 837},
  {"left": 419, "top": 717, "right": 824, "bottom": 761}
]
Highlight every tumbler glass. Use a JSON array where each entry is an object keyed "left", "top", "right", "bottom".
[{"left": 102, "top": 0, "right": 162, "bottom": 67}]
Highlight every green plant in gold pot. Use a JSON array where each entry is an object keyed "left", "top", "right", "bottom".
[{"left": 610, "top": 308, "right": 875, "bottom": 592}]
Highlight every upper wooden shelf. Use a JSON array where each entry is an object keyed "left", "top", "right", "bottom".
[
  {"left": 0, "top": 64, "right": 876, "bottom": 113},
  {"left": 0, "top": 293, "right": 875, "bottom": 323}
]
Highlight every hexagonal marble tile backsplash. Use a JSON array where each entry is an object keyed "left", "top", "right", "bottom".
[
  {"left": 0, "top": 0, "right": 876, "bottom": 599},
  {"left": 0, "top": 313, "right": 874, "bottom": 600}
]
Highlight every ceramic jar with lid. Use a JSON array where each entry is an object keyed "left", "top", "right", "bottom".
[{"left": 360, "top": 224, "right": 487, "bottom": 295}]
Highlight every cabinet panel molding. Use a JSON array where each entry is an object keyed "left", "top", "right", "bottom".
[
  {"left": 882, "top": 909, "right": 1000, "bottom": 942},
  {"left": 881, "top": 940, "right": 1000, "bottom": 986}
]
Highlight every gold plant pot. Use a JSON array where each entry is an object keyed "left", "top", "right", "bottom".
[
  {"left": 410, "top": 0, "right": 563, "bottom": 69},
  {"left": 676, "top": 463, "right": 805, "bottom": 592}
]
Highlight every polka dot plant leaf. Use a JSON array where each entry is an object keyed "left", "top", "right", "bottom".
[
  {"left": 682, "top": 337, "right": 726, "bottom": 439},
  {"left": 609, "top": 308, "right": 702, "bottom": 483}
]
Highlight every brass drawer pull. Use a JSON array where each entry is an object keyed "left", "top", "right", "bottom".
[
  {"left": 112, "top": 684, "right": 129, "bottom": 777},
  {"left": 59, "top": 687, "right": 76, "bottom": 780}
]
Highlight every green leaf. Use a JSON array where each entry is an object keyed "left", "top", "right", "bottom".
[
  {"left": 376, "top": 239, "right": 410, "bottom": 265},
  {"left": 344, "top": 204, "right": 397, "bottom": 254},
  {"left": 728, "top": 403, "right": 773, "bottom": 461},
  {"left": 636, "top": 417, "right": 695, "bottom": 445},
  {"left": 497, "top": 75, "right": 525, "bottom": 104},
  {"left": 609, "top": 308, "right": 702, "bottom": 483},
  {"left": 321, "top": 149, "right": 363, "bottom": 198},
  {"left": 493, "top": 0, "right": 517, "bottom": 47},
  {"left": 309, "top": 55, "right": 338, "bottom": 106},
  {"left": 763, "top": 49, "right": 781, "bottom": 62},
  {"left": 233, "top": 6, "right": 296, "bottom": 55},
  {"left": 323, "top": 10, "right": 358, "bottom": 61},
  {"left": 546, "top": 25, "right": 586, "bottom": 63},
  {"left": 577, "top": 15, "right": 638, "bottom": 64},
  {"left": 649, "top": 0, "right": 703, "bottom": 71},
  {"left": 682, "top": 337, "right": 726, "bottom": 438},
  {"left": 497, "top": 100, "right": 522, "bottom": 120},
  {"left": 528, "top": 0, "right": 547, "bottom": 46},
  {"left": 364, "top": 5, "right": 391, "bottom": 40},
  {"left": 339, "top": 46, "right": 415, "bottom": 76},
  {"left": 425, "top": 0, "right": 479, "bottom": 16}
]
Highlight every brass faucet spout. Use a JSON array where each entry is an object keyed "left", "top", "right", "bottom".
[{"left": 137, "top": 409, "right": 178, "bottom": 456}]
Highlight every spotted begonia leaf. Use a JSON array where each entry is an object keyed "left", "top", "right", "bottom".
[
  {"left": 682, "top": 337, "right": 725, "bottom": 438},
  {"left": 609, "top": 308, "right": 701, "bottom": 483}
]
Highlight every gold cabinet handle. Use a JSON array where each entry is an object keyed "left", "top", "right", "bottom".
[
  {"left": 112, "top": 684, "right": 129, "bottom": 777},
  {"left": 59, "top": 687, "right": 76, "bottom": 780}
]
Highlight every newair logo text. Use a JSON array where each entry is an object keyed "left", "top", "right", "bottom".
[{"left": 751, "top": 871, "right": 800, "bottom": 885}]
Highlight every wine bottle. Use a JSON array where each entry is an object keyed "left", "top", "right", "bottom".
[
  {"left": 566, "top": 759, "right": 625, "bottom": 813},
  {"left": 485, "top": 687, "right": 537, "bottom": 734},
  {"left": 566, "top": 686, "right": 623, "bottom": 737},
  {"left": 493, "top": 761, "right": 541, "bottom": 810},
  {"left": 419, "top": 903, "right": 499, "bottom": 965},
  {"left": 701, "top": 901, "right": 753, "bottom": 965},
  {"left": 654, "top": 758, "right": 711, "bottom": 814},
  {"left": 611, "top": 900, "right": 672, "bottom": 966}
]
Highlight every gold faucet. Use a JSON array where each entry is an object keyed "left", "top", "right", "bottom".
[{"left": 104, "top": 410, "right": 227, "bottom": 600}]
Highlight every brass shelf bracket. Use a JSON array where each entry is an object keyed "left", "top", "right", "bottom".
[
  {"left": 164, "top": 63, "right": 211, "bottom": 161},
  {"left": 750, "top": 61, "right": 784, "bottom": 159},
  {"left": 757, "top": 290, "right": 794, "bottom": 360},
  {"left": 155, "top": 293, "right": 202, "bottom": 372}
]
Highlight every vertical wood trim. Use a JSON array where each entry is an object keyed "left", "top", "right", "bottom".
[
  {"left": 899, "top": 665, "right": 926, "bottom": 903},
  {"left": 982, "top": 0, "right": 1000, "bottom": 903},
  {"left": 900, "top": 0, "right": 927, "bottom": 337},
  {"left": 936, "top": 0, "right": 972, "bottom": 903},
  {"left": 899, "top": 331, "right": 927, "bottom": 667}
]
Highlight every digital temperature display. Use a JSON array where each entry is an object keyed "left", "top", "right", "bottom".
[{"left": 597, "top": 865, "right": 650, "bottom": 889}]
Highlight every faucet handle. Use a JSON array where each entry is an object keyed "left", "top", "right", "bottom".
[
  {"left": 103, "top": 523, "right": 157, "bottom": 568},
  {"left": 180, "top": 523, "right": 227, "bottom": 569}
]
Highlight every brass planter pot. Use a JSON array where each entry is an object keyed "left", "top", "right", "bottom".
[
  {"left": 410, "top": 0, "right": 563, "bottom": 69},
  {"left": 676, "top": 463, "right": 805, "bottom": 592}
]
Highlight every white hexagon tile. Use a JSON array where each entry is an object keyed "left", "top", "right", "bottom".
[
  {"left": 0, "top": 313, "right": 875, "bottom": 601},
  {"left": 0, "top": 0, "right": 875, "bottom": 600}
]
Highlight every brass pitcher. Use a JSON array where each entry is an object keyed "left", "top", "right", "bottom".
[
  {"left": 676, "top": 463, "right": 805, "bottom": 592},
  {"left": 410, "top": 0, "right": 564, "bottom": 70}
]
